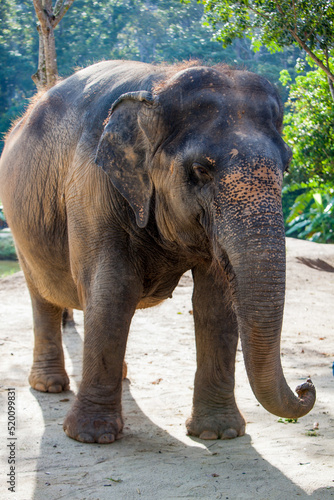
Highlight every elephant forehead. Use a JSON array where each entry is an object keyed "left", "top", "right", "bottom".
[
  {"left": 176, "top": 86, "right": 276, "bottom": 120},
  {"left": 160, "top": 66, "right": 277, "bottom": 102}
]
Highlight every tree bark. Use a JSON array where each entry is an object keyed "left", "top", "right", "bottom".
[
  {"left": 32, "top": 0, "right": 75, "bottom": 90},
  {"left": 328, "top": 78, "right": 334, "bottom": 103}
]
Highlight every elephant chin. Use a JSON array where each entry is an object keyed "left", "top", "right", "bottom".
[{"left": 219, "top": 224, "right": 316, "bottom": 420}]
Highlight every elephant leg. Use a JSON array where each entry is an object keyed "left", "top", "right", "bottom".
[
  {"left": 63, "top": 265, "right": 141, "bottom": 444},
  {"left": 28, "top": 284, "right": 70, "bottom": 393},
  {"left": 186, "top": 263, "right": 245, "bottom": 440},
  {"left": 60, "top": 308, "right": 127, "bottom": 377}
]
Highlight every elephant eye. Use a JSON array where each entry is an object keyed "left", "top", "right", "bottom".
[{"left": 193, "top": 163, "right": 213, "bottom": 183}]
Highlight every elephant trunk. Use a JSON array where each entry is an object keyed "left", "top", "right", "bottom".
[{"left": 220, "top": 211, "right": 315, "bottom": 419}]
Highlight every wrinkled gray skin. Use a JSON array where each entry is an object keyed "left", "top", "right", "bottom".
[{"left": 0, "top": 61, "right": 315, "bottom": 444}]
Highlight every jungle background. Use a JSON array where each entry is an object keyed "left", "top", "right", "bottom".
[{"left": 0, "top": 0, "right": 333, "bottom": 269}]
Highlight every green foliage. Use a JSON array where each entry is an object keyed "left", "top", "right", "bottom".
[
  {"left": 202, "top": 0, "right": 334, "bottom": 72},
  {"left": 280, "top": 58, "right": 334, "bottom": 184},
  {"left": 0, "top": 1, "right": 37, "bottom": 144},
  {"left": 283, "top": 182, "right": 334, "bottom": 243},
  {"left": 0, "top": 207, "right": 6, "bottom": 223},
  {"left": 109, "top": 0, "right": 229, "bottom": 63},
  {"left": 0, "top": 206, "right": 17, "bottom": 261},
  {"left": 56, "top": 0, "right": 137, "bottom": 74},
  {"left": 0, "top": 231, "right": 17, "bottom": 260},
  {"left": 56, "top": 0, "right": 285, "bottom": 71}
]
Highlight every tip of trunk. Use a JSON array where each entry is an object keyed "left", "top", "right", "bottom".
[
  {"left": 257, "top": 377, "right": 316, "bottom": 420},
  {"left": 293, "top": 378, "right": 316, "bottom": 417}
]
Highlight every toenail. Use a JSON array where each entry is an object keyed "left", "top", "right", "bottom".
[{"left": 199, "top": 430, "right": 218, "bottom": 440}]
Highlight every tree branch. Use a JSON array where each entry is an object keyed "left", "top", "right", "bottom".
[
  {"left": 292, "top": 0, "right": 297, "bottom": 31},
  {"left": 32, "top": 0, "right": 58, "bottom": 89},
  {"left": 53, "top": 0, "right": 75, "bottom": 28},
  {"left": 271, "top": 0, "right": 334, "bottom": 85},
  {"left": 325, "top": 48, "right": 334, "bottom": 102},
  {"left": 32, "top": 24, "right": 47, "bottom": 88},
  {"left": 303, "top": 8, "right": 326, "bottom": 43},
  {"left": 273, "top": 0, "right": 287, "bottom": 23},
  {"left": 32, "top": 0, "right": 48, "bottom": 28},
  {"left": 289, "top": 30, "right": 334, "bottom": 84},
  {"left": 33, "top": 0, "right": 54, "bottom": 34},
  {"left": 246, "top": 4, "right": 272, "bottom": 22}
]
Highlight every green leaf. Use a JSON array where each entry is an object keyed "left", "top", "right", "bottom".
[
  {"left": 312, "top": 193, "right": 323, "bottom": 210},
  {"left": 286, "top": 220, "right": 309, "bottom": 234},
  {"left": 279, "top": 69, "right": 292, "bottom": 86}
]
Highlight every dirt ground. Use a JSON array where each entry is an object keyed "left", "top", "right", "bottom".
[{"left": 0, "top": 237, "right": 333, "bottom": 500}]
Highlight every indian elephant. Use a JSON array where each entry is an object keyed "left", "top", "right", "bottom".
[{"left": 0, "top": 60, "right": 315, "bottom": 444}]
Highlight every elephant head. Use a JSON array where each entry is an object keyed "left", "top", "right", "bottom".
[{"left": 95, "top": 66, "right": 315, "bottom": 419}]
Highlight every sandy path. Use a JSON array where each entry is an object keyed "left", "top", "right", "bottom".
[{"left": 0, "top": 237, "right": 333, "bottom": 499}]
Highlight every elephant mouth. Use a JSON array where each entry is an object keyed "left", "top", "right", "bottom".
[
  {"left": 207, "top": 244, "right": 238, "bottom": 305},
  {"left": 220, "top": 251, "right": 236, "bottom": 286}
]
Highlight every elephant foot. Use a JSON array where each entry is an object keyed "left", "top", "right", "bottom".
[
  {"left": 63, "top": 398, "right": 123, "bottom": 444},
  {"left": 29, "top": 364, "right": 70, "bottom": 393},
  {"left": 186, "top": 407, "right": 245, "bottom": 440}
]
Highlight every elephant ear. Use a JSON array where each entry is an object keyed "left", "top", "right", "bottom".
[{"left": 95, "top": 91, "right": 160, "bottom": 228}]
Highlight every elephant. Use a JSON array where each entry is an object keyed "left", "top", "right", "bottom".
[{"left": 0, "top": 60, "right": 315, "bottom": 444}]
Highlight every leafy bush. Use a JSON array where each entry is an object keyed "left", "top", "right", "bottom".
[
  {"left": 0, "top": 231, "right": 17, "bottom": 260},
  {"left": 284, "top": 182, "right": 334, "bottom": 243},
  {"left": 280, "top": 58, "right": 334, "bottom": 184},
  {"left": 0, "top": 206, "right": 16, "bottom": 259},
  {"left": 0, "top": 207, "right": 5, "bottom": 222}
]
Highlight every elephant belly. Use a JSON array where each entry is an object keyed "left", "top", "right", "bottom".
[
  {"left": 35, "top": 273, "right": 81, "bottom": 310},
  {"left": 15, "top": 235, "right": 81, "bottom": 310},
  {"left": 26, "top": 262, "right": 80, "bottom": 310},
  {"left": 136, "top": 268, "right": 187, "bottom": 309},
  {"left": 137, "top": 297, "right": 165, "bottom": 309}
]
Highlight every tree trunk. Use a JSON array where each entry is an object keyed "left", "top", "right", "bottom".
[{"left": 32, "top": 0, "right": 75, "bottom": 90}]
